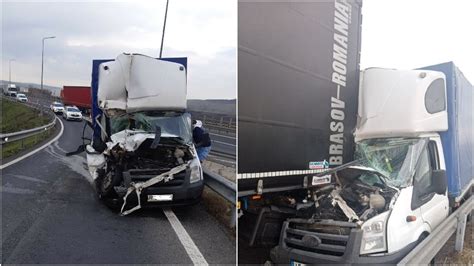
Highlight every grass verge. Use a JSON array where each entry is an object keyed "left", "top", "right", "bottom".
[
  {"left": 1, "top": 98, "right": 54, "bottom": 159},
  {"left": 1, "top": 98, "right": 50, "bottom": 133},
  {"left": 1, "top": 127, "right": 54, "bottom": 159}
]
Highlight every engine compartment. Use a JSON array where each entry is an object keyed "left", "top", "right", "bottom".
[
  {"left": 248, "top": 167, "right": 399, "bottom": 224},
  {"left": 114, "top": 138, "right": 194, "bottom": 172}
]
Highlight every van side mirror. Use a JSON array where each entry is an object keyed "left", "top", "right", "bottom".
[{"left": 432, "top": 169, "right": 447, "bottom": 194}]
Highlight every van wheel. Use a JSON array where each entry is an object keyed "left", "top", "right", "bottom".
[{"left": 96, "top": 166, "right": 122, "bottom": 198}]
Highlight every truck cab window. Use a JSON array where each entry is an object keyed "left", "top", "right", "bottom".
[
  {"left": 428, "top": 140, "right": 440, "bottom": 170},
  {"left": 424, "top": 78, "right": 446, "bottom": 114}
]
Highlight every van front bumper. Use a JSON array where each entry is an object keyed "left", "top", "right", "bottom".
[
  {"left": 120, "top": 168, "right": 204, "bottom": 206},
  {"left": 270, "top": 220, "right": 418, "bottom": 265}
]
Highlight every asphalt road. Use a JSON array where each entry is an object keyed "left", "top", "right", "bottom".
[
  {"left": 1, "top": 116, "right": 235, "bottom": 264},
  {"left": 208, "top": 132, "right": 236, "bottom": 167}
]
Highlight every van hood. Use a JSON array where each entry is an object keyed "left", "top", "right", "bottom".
[{"left": 108, "top": 129, "right": 185, "bottom": 152}]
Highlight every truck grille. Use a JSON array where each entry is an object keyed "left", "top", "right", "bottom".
[{"left": 283, "top": 219, "right": 356, "bottom": 257}]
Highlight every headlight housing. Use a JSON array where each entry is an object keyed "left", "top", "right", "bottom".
[
  {"left": 360, "top": 211, "right": 389, "bottom": 255},
  {"left": 189, "top": 158, "right": 202, "bottom": 183}
]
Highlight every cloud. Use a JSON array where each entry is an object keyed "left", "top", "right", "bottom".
[{"left": 1, "top": 0, "right": 236, "bottom": 99}]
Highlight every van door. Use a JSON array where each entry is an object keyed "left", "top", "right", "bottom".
[{"left": 412, "top": 141, "right": 448, "bottom": 230}]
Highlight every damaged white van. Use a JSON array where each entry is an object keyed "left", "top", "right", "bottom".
[{"left": 85, "top": 54, "right": 203, "bottom": 215}]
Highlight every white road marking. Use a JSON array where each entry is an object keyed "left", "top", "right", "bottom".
[
  {"left": 163, "top": 208, "right": 209, "bottom": 265},
  {"left": 0, "top": 185, "right": 35, "bottom": 194},
  {"left": 5, "top": 174, "right": 49, "bottom": 184},
  {"left": 0, "top": 117, "right": 64, "bottom": 170},
  {"left": 209, "top": 132, "right": 236, "bottom": 139},
  {"left": 211, "top": 140, "right": 236, "bottom": 146}
]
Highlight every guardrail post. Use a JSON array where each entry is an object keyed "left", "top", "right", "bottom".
[{"left": 454, "top": 212, "right": 467, "bottom": 252}]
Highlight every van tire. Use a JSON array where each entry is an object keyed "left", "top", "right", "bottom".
[{"left": 96, "top": 166, "right": 122, "bottom": 199}]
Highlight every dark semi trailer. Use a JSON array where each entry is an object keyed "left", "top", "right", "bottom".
[{"left": 237, "top": 0, "right": 363, "bottom": 263}]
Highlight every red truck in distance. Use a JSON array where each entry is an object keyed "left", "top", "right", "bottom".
[{"left": 61, "top": 86, "right": 91, "bottom": 113}]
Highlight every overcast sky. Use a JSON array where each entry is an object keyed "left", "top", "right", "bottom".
[
  {"left": 1, "top": 0, "right": 236, "bottom": 99},
  {"left": 361, "top": 0, "right": 474, "bottom": 82},
  {"left": 2, "top": 0, "right": 472, "bottom": 100}
]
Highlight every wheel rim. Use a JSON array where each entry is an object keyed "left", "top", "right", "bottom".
[{"left": 102, "top": 171, "right": 113, "bottom": 191}]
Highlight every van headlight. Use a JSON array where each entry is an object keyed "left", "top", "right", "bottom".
[
  {"left": 189, "top": 158, "right": 202, "bottom": 183},
  {"left": 360, "top": 211, "right": 389, "bottom": 255}
]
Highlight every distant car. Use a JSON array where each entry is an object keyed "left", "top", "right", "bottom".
[
  {"left": 16, "top": 93, "right": 28, "bottom": 102},
  {"left": 62, "top": 106, "right": 83, "bottom": 121},
  {"left": 50, "top": 102, "right": 65, "bottom": 113}
]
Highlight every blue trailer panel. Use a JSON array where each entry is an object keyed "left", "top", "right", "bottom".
[{"left": 421, "top": 62, "right": 473, "bottom": 201}]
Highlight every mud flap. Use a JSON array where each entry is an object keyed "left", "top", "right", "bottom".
[{"left": 120, "top": 163, "right": 189, "bottom": 216}]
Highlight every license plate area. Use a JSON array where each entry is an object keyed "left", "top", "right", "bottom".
[
  {"left": 290, "top": 260, "right": 306, "bottom": 266},
  {"left": 147, "top": 194, "right": 173, "bottom": 202}
]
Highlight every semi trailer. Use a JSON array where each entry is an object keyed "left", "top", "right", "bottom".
[
  {"left": 61, "top": 86, "right": 92, "bottom": 112},
  {"left": 238, "top": 1, "right": 362, "bottom": 262},
  {"left": 237, "top": 0, "right": 472, "bottom": 264}
]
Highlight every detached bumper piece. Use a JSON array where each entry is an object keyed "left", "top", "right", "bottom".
[
  {"left": 271, "top": 218, "right": 414, "bottom": 265},
  {"left": 119, "top": 163, "right": 188, "bottom": 216}
]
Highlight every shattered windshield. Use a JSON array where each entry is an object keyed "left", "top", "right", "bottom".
[
  {"left": 355, "top": 138, "right": 427, "bottom": 187},
  {"left": 110, "top": 112, "right": 192, "bottom": 144}
]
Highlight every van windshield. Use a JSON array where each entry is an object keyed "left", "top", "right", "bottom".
[
  {"left": 355, "top": 138, "right": 427, "bottom": 187},
  {"left": 110, "top": 112, "right": 192, "bottom": 144}
]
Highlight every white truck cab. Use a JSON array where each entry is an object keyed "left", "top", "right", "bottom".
[
  {"left": 85, "top": 54, "right": 203, "bottom": 215},
  {"left": 355, "top": 68, "right": 449, "bottom": 255}
]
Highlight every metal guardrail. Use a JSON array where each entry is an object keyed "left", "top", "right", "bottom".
[
  {"left": 1, "top": 96, "right": 56, "bottom": 145},
  {"left": 209, "top": 150, "right": 236, "bottom": 160},
  {"left": 203, "top": 168, "right": 236, "bottom": 227},
  {"left": 398, "top": 195, "right": 473, "bottom": 265},
  {"left": 191, "top": 112, "right": 236, "bottom": 135}
]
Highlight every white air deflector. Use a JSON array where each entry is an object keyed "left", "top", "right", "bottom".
[
  {"left": 355, "top": 68, "right": 448, "bottom": 141},
  {"left": 98, "top": 53, "right": 187, "bottom": 113}
]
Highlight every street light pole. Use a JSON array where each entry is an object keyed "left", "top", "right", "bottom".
[
  {"left": 41, "top": 36, "right": 56, "bottom": 91},
  {"left": 9, "top": 59, "right": 15, "bottom": 87},
  {"left": 159, "top": 0, "right": 169, "bottom": 58}
]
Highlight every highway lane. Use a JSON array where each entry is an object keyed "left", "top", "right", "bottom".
[
  {"left": 206, "top": 132, "right": 236, "bottom": 168},
  {"left": 1, "top": 116, "right": 235, "bottom": 264}
]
